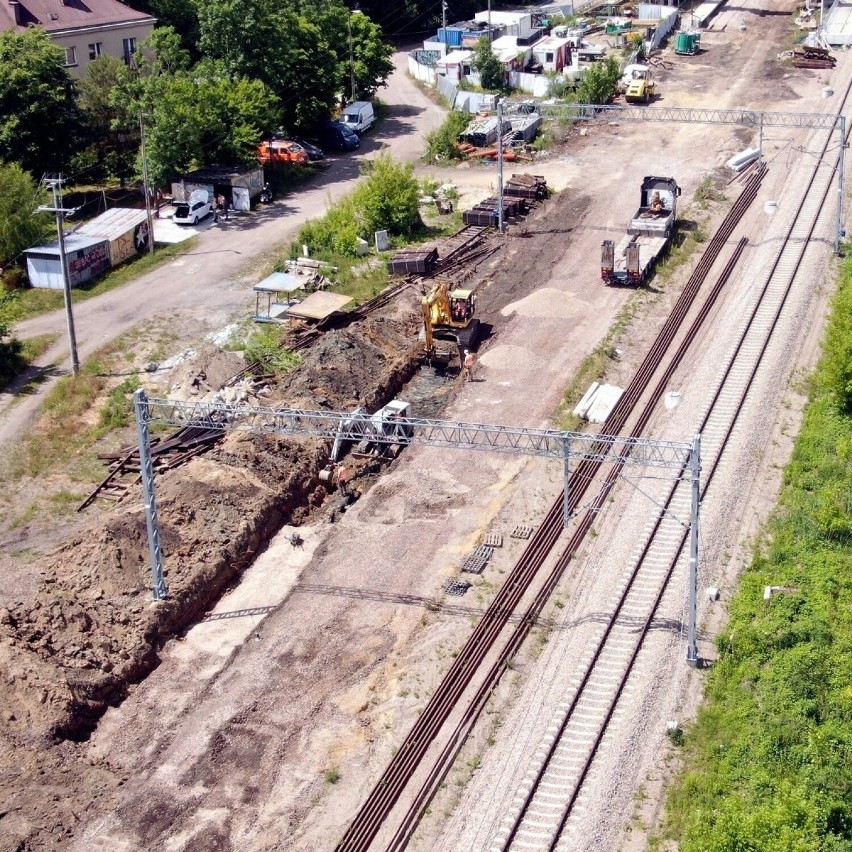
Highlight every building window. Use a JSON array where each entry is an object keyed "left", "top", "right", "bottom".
[
  {"left": 88, "top": 42, "right": 102, "bottom": 60},
  {"left": 63, "top": 46, "right": 77, "bottom": 66},
  {"left": 123, "top": 37, "right": 137, "bottom": 64},
  {"left": 545, "top": 52, "right": 554, "bottom": 63}
]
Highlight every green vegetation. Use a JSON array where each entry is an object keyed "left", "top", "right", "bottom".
[
  {"left": 0, "top": 291, "right": 24, "bottom": 389},
  {"left": 295, "top": 151, "right": 422, "bottom": 258},
  {"left": 576, "top": 56, "right": 621, "bottom": 105},
  {"left": 242, "top": 326, "right": 302, "bottom": 374},
  {"left": 0, "top": 163, "right": 52, "bottom": 271},
  {"left": 325, "top": 768, "right": 341, "bottom": 784},
  {"left": 425, "top": 110, "right": 471, "bottom": 163},
  {"left": 473, "top": 36, "right": 508, "bottom": 92},
  {"left": 659, "top": 264, "right": 852, "bottom": 851}
]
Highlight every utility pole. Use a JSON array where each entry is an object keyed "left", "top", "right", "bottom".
[
  {"left": 488, "top": 0, "right": 492, "bottom": 33},
  {"left": 138, "top": 115, "right": 155, "bottom": 256},
  {"left": 497, "top": 98, "right": 505, "bottom": 235},
  {"left": 442, "top": 0, "right": 447, "bottom": 30},
  {"left": 348, "top": 7, "right": 360, "bottom": 101},
  {"left": 39, "top": 176, "right": 80, "bottom": 376}
]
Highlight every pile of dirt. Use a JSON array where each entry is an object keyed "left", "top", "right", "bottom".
[{"left": 0, "top": 310, "right": 422, "bottom": 851}]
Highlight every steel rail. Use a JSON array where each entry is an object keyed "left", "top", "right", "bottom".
[
  {"left": 501, "top": 77, "right": 852, "bottom": 852},
  {"left": 387, "top": 236, "right": 750, "bottom": 852},
  {"left": 334, "top": 165, "right": 767, "bottom": 851}
]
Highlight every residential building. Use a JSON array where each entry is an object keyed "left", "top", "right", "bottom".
[{"left": 0, "top": 0, "right": 156, "bottom": 78}]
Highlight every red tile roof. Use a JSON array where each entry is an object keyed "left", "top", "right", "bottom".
[{"left": 0, "top": 0, "right": 155, "bottom": 34}]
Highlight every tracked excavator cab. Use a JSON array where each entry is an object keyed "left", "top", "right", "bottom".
[{"left": 422, "top": 282, "right": 481, "bottom": 366}]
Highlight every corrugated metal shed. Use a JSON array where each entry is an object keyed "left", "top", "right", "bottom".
[
  {"left": 25, "top": 234, "right": 110, "bottom": 289},
  {"left": 77, "top": 207, "right": 151, "bottom": 266}
]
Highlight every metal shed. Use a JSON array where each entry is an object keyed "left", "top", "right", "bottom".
[
  {"left": 25, "top": 234, "right": 110, "bottom": 290},
  {"left": 76, "top": 207, "right": 151, "bottom": 266},
  {"left": 171, "top": 164, "right": 264, "bottom": 213}
]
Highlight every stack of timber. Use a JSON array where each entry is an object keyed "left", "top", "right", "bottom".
[
  {"left": 791, "top": 44, "right": 836, "bottom": 68},
  {"left": 387, "top": 246, "right": 439, "bottom": 275}
]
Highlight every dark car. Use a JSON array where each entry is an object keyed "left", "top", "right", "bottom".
[
  {"left": 292, "top": 137, "right": 326, "bottom": 161},
  {"left": 316, "top": 121, "right": 360, "bottom": 153}
]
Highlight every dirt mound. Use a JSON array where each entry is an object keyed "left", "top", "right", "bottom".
[{"left": 0, "top": 310, "right": 421, "bottom": 851}]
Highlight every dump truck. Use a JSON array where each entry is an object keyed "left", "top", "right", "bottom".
[
  {"left": 621, "top": 64, "right": 656, "bottom": 103},
  {"left": 601, "top": 176, "right": 680, "bottom": 285},
  {"left": 422, "top": 280, "right": 480, "bottom": 365}
]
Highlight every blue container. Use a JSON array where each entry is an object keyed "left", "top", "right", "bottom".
[{"left": 437, "top": 27, "right": 464, "bottom": 46}]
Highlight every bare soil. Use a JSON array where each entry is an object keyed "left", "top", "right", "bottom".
[{"left": 0, "top": 4, "right": 842, "bottom": 849}]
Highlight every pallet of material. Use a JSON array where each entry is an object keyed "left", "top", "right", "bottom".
[{"left": 387, "top": 247, "right": 438, "bottom": 275}]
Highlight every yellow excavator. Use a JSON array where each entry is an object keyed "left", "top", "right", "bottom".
[{"left": 422, "top": 280, "right": 480, "bottom": 365}]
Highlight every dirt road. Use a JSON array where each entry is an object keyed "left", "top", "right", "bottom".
[{"left": 0, "top": 50, "right": 444, "bottom": 449}]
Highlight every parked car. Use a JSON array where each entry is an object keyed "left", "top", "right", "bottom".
[
  {"left": 317, "top": 122, "right": 361, "bottom": 152},
  {"left": 291, "top": 137, "right": 325, "bottom": 161},
  {"left": 173, "top": 189, "right": 212, "bottom": 225},
  {"left": 256, "top": 139, "right": 310, "bottom": 165},
  {"left": 339, "top": 101, "right": 375, "bottom": 135}
]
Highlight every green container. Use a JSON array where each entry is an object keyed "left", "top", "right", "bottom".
[{"left": 675, "top": 31, "right": 700, "bottom": 54}]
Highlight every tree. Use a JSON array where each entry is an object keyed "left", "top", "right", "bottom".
[
  {"left": 0, "top": 29, "right": 83, "bottom": 176},
  {"left": 0, "top": 290, "right": 24, "bottom": 390},
  {"left": 76, "top": 56, "right": 138, "bottom": 182},
  {"left": 300, "top": 2, "right": 394, "bottom": 101},
  {"left": 356, "top": 151, "right": 421, "bottom": 236},
  {"left": 197, "top": 0, "right": 338, "bottom": 131},
  {"left": 576, "top": 56, "right": 621, "bottom": 105},
  {"left": 473, "top": 37, "right": 506, "bottom": 92},
  {"left": 137, "top": 64, "right": 274, "bottom": 185},
  {"left": 0, "top": 162, "right": 51, "bottom": 268}
]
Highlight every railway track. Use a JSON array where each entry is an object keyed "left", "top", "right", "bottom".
[
  {"left": 487, "top": 78, "right": 852, "bottom": 852},
  {"left": 334, "top": 160, "right": 769, "bottom": 851}
]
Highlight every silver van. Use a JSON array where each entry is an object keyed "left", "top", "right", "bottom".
[{"left": 340, "top": 101, "right": 375, "bottom": 135}]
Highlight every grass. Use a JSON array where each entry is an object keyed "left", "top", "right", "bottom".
[
  {"left": 4, "top": 239, "right": 198, "bottom": 325},
  {"left": 7, "top": 344, "right": 139, "bottom": 481},
  {"left": 0, "top": 332, "right": 59, "bottom": 394},
  {"left": 656, "top": 259, "right": 852, "bottom": 851}
]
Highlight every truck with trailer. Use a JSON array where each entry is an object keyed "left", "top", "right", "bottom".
[{"left": 600, "top": 176, "right": 680, "bottom": 285}]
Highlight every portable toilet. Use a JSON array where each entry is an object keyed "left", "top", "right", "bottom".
[{"left": 675, "top": 31, "right": 700, "bottom": 54}]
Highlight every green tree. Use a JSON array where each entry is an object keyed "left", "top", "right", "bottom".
[
  {"left": 300, "top": 2, "right": 394, "bottom": 101},
  {"left": 576, "top": 56, "right": 621, "bottom": 105},
  {"left": 76, "top": 56, "right": 138, "bottom": 182},
  {"left": 0, "top": 29, "right": 83, "bottom": 176},
  {"left": 355, "top": 151, "right": 421, "bottom": 236},
  {"left": 197, "top": 0, "right": 337, "bottom": 131},
  {"left": 473, "top": 36, "right": 506, "bottom": 92},
  {"left": 0, "top": 290, "right": 24, "bottom": 390},
  {"left": 138, "top": 64, "right": 273, "bottom": 185},
  {"left": 0, "top": 162, "right": 51, "bottom": 268}
]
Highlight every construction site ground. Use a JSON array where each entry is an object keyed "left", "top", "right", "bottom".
[{"left": 0, "top": 2, "right": 841, "bottom": 849}]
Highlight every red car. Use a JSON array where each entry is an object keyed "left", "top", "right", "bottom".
[{"left": 257, "top": 140, "right": 309, "bottom": 166}]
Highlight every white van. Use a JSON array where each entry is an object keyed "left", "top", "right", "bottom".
[{"left": 340, "top": 101, "right": 375, "bottom": 135}]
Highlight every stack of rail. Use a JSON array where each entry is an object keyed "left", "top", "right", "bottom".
[
  {"left": 387, "top": 247, "right": 438, "bottom": 276},
  {"left": 791, "top": 45, "right": 836, "bottom": 68},
  {"left": 78, "top": 424, "right": 224, "bottom": 510},
  {"left": 504, "top": 173, "right": 549, "bottom": 200},
  {"left": 463, "top": 196, "right": 526, "bottom": 227}
]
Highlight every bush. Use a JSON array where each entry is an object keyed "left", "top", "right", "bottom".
[
  {"left": 425, "top": 110, "right": 471, "bottom": 162},
  {"left": 243, "top": 325, "right": 302, "bottom": 374},
  {"left": 295, "top": 150, "right": 421, "bottom": 257},
  {"left": 577, "top": 56, "right": 621, "bottom": 105},
  {"left": 473, "top": 36, "right": 507, "bottom": 92}
]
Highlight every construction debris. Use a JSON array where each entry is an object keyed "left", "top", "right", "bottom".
[{"left": 788, "top": 44, "right": 836, "bottom": 68}]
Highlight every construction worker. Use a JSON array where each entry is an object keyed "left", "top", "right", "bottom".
[
  {"left": 462, "top": 349, "right": 477, "bottom": 382},
  {"left": 336, "top": 464, "right": 349, "bottom": 496}
]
